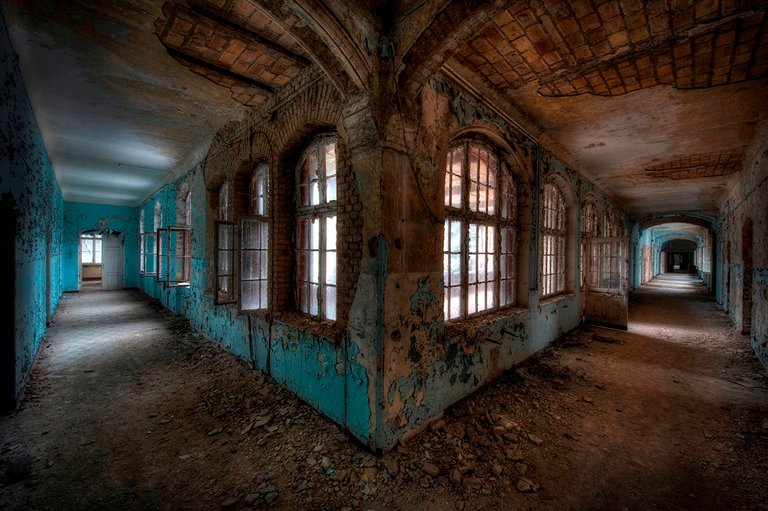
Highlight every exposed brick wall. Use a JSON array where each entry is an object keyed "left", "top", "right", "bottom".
[{"left": 198, "top": 66, "right": 362, "bottom": 333}]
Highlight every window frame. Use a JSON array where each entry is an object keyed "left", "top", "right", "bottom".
[
  {"left": 214, "top": 220, "right": 237, "bottom": 305},
  {"left": 540, "top": 181, "right": 567, "bottom": 299},
  {"left": 295, "top": 136, "right": 338, "bottom": 322},
  {"left": 140, "top": 231, "right": 157, "bottom": 276},
  {"left": 80, "top": 233, "right": 102, "bottom": 265},
  {"left": 139, "top": 209, "right": 146, "bottom": 274},
  {"left": 213, "top": 181, "right": 237, "bottom": 305},
  {"left": 156, "top": 225, "right": 192, "bottom": 287},
  {"left": 443, "top": 139, "right": 519, "bottom": 322},
  {"left": 240, "top": 163, "right": 270, "bottom": 313}
]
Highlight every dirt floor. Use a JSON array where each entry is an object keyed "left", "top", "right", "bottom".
[{"left": 1, "top": 274, "right": 767, "bottom": 510}]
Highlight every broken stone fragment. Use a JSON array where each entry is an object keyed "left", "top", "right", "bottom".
[
  {"left": 528, "top": 434, "right": 544, "bottom": 445},
  {"left": 516, "top": 478, "right": 534, "bottom": 492},
  {"left": 422, "top": 462, "right": 440, "bottom": 477},
  {"left": 449, "top": 468, "right": 462, "bottom": 485}
]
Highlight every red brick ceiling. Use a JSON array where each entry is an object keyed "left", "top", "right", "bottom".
[{"left": 454, "top": 0, "right": 767, "bottom": 96}]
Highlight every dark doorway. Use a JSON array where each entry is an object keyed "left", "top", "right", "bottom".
[
  {"left": 1, "top": 195, "right": 17, "bottom": 410},
  {"left": 661, "top": 239, "right": 697, "bottom": 273},
  {"left": 742, "top": 218, "right": 753, "bottom": 335}
]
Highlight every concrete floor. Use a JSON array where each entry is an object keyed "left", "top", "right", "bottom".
[{"left": 1, "top": 279, "right": 766, "bottom": 510}]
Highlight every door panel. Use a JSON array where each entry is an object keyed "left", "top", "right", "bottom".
[
  {"left": 584, "top": 237, "right": 628, "bottom": 330},
  {"left": 102, "top": 235, "right": 124, "bottom": 290}
]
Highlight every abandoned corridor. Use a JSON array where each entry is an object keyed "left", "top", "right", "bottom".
[{"left": 0, "top": 275, "right": 765, "bottom": 510}]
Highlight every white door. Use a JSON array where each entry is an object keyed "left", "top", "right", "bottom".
[{"left": 102, "top": 235, "right": 124, "bottom": 290}]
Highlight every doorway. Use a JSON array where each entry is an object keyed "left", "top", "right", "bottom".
[
  {"left": 742, "top": 218, "right": 753, "bottom": 335},
  {"left": 79, "top": 231, "right": 124, "bottom": 291}
]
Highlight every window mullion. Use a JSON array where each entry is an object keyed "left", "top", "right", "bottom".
[
  {"left": 461, "top": 143, "right": 470, "bottom": 319},
  {"left": 318, "top": 213, "right": 325, "bottom": 321}
]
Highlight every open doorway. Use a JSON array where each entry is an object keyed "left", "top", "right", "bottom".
[
  {"left": 79, "top": 231, "right": 124, "bottom": 291},
  {"left": 741, "top": 218, "right": 753, "bottom": 335}
]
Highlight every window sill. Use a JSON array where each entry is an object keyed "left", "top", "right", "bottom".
[
  {"left": 538, "top": 292, "right": 575, "bottom": 307},
  {"left": 443, "top": 306, "right": 527, "bottom": 339},
  {"left": 273, "top": 311, "right": 339, "bottom": 343}
]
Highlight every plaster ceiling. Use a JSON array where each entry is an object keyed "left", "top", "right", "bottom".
[{"left": 3, "top": 0, "right": 248, "bottom": 206}]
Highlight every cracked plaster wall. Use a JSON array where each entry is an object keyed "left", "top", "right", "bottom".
[{"left": 719, "top": 123, "right": 768, "bottom": 367}]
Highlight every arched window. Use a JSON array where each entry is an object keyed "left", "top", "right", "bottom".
[
  {"left": 541, "top": 182, "right": 567, "bottom": 297},
  {"left": 241, "top": 164, "right": 269, "bottom": 311},
  {"left": 296, "top": 137, "right": 337, "bottom": 321},
  {"left": 580, "top": 200, "right": 598, "bottom": 288},
  {"left": 444, "top": 140, "right": 517, "bottom": 320},
  {"left": 215, "top": 181, "right": 235, "bottom": 304}
]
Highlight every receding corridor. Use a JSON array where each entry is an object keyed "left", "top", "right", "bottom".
[{"left": 1, "top": 277, "right": 766, "bottom": 510}]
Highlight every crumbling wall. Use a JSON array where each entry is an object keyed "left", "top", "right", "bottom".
[
  {"left": 719, "top": 122, "right": 768, "bottom": 367},
  {"left": 0, "top": 17, "right": 63, "bottom": 400},
  {"left": 374, "top": 77, "right": 620, "bottom": 448},
  {"left": 62, "top": 202, "right": 138, "bottom": 291},
  {"left": 135, "top": 67, "right": 376, "bottom": 445}
]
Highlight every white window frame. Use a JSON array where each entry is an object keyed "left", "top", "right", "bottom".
[{"left": 296, "top": 136, "right": 337, "bottom": 322}]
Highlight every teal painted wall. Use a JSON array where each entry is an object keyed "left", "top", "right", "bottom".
[
  {"left": 135, "top": 168, "right": 372, "bottom": 444},
  {"left": 1, "top": 17, "right": 64, "bottom": 399},
  {"left": 62, "top": 201, "right": 139, "bottom": 291}
]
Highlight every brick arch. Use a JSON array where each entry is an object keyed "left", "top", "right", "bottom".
[
  {"left": 398, "top": 0, "right": 505, "bottom": 97},
  {"left": 450, "top": 123, "right": 533, "bottom": 184}
]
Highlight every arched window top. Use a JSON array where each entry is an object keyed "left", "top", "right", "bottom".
[
  {"left": 602, "top": 207, "right": 624, "bottom": 237},
  {"left": 250, "top": 163, "right": 269, "bottom": 216},
  {"left": 445, "top": 139, "right": 516, "bottom": 220},
  {"left": 297, "top": 136, "right": 337, "bottom": 208},
  {"left": 218, "top": 181, "right": 231, "bottom": 221},
  {"left": 542, "top": 182, "right": 566, "bottom": 232}
]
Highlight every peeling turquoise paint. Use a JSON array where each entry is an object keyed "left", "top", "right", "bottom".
[{"left": 1, "top": 17, "right": 63, "bottom": 400}]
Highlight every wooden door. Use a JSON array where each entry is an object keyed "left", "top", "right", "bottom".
[{"left": 583, "top": 237, "right": 628, "bottom": 330}]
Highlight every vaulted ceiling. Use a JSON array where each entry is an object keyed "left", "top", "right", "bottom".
[{"left": 3, "top": 0, "right": 767, "bottom": 217}]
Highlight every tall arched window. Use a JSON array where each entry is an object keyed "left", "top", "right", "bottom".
[
  {"left": 240, "top": 164, "right": 269, "bottom": 311},
  {"left": 444, "top": 140, "right": 517, "bottom": 320},
  {"left": 541, "top": 182, "right": 567, "bottom": 297},
  {"left": 580, "top": 200, "right": 598, "bottom": 287},
  {"left": 296, "top": 136, "right": 337, "bottom": 321}
]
